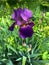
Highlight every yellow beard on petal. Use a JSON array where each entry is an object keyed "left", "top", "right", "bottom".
[{"left": 23, "top": 24, "right": 26, "bottom": 27}]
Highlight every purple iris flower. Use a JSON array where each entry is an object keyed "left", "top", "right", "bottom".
[{"left": 9, "top": 8, "right": 34, "bottom": 38}]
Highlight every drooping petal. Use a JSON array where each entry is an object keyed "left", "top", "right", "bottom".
[
  {"left": 19, "top": 25, "right": 33, "bottom": 38},
  {"left": 21, "top": 8, "right": 32, "bottom": 21},
  {"left": 8, "top": 22, "right": 16, "bottom": 31},
  {"left": 28, "top": 21, "right": 34, "bottom": 27}
]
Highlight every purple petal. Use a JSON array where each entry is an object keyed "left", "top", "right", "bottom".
[
  {"left": 21, "top": 13, "right": 28, "bottom": 21},
  {"left": 24, "top": 8, "right": 32, "bottom": 18},
  {"left": 8, "top": 22, "right": 16, "bottom": 31},
  {"left": 21, "top": 8, "right": 32, "bottom": 21},
  {"left": 16, "top": 20, "right": 22, "bottom": 26},
  {"left": 28, "top": 21, "right": 34, "bottom": 27},
  {"left": 12, "top": 8, "right": 23, "bottom": 20},
  {"left": 12, "top": 13, "right": 15, "bottom": 20},
  {"left": 16, "top": 17, "right": 24, "bottom": 26},
  {"left": 19, "top": 25, "right": 33, "bottom": 38}
]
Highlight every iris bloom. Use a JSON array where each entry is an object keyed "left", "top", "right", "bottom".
[{"left": 9, "top": 8, "right": 34, "bottom": 38}]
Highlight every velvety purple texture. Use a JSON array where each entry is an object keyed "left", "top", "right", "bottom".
[{"left": 19, "top": 25, "right": 33, "bottom": 38}]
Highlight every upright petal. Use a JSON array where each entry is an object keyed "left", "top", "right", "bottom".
[
  {"left": 19, "top": 25, "right": 33, "bottom": 38},
  {"left": 12, "top": 8, "right": 23, "bottom": 21},
  {"left": 23, "top": 8, "right": 32, "bottom": 18},
  {"left": 21, "top": 8, "right": 32, "bottom": 21},
  {"left": 16, "top": 20, "right": 22, "bottom": 26},
  {"left": 12, "top": 13, "right": 16, "bottom": 20}
]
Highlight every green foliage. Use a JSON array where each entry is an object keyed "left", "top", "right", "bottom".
[
  {"left": 40, "top": 0, "right": 49, "bottom": 7},
  {"left": 0, "top": 0, "right": 49, "bottom": 65},
  {"left": 22, "top": 56, "right": 27, "bottom": 65}
]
